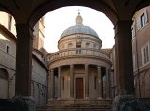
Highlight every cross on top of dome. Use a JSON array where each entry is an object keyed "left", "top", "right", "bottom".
[{"left": 76, "top": 9, "right": 83, "bottom": 25}]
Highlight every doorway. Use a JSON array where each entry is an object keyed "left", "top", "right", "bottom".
[{"left": 75, "top": 78, "right": 84, "bottom": 99}]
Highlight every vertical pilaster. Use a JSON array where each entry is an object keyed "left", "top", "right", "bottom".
[
  {"left": 114, "top": 20, "right": 134, "bottom": 95},
  {"left": 58, "top": 67, "right": 61, "bottom": 99},
  {"left": 106, "top": 68, "right": 110, "bottom": 99},
  {"left": 85, "top": 64, "right": 89, "bottom": 98},
  {"left": 50, "top": 69, "right": 54, "bottom": 99},
  {"left": 70, "top": 65, "right": 74, "bottom": 98},
  {"left": 15, "top": 24, "right": 33, "bottom": 96},
  {"left": 97, "top": 66, "right": 102, "bottom": 99},
  {"left": 48, "top": 71, "right": 51, "bottom": 99}
]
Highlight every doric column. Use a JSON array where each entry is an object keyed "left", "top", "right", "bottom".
[
  {"left": 106, "top": 68, "right": 110, "bottom": 99},
  {"left": 97, "top": 66, "right": 102, "bottom": 99},
  {"left": 58, "top": 67, "right": 61, "bottom": 99},
  {"left": 48, "top": 71, "right": 51, "bottom": 99},
  {"left": 50, "top": 69, "right": 54, "bottom": 99},
  {"left": 85, "top": 64, "right": 89, "bottom": 98},
  {"left": 15, "top": 24, "right": 33, "bottom": 96},
  {"left": 70, "top": 65, "right": 74, "bottom": 98},
  {"left": 114, "top": 20, "right": 134, "bottom": 95}
]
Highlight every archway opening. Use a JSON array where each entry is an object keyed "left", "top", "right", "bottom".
[{"left": 44, "top": 6, "right": 114, "bottom": 53}]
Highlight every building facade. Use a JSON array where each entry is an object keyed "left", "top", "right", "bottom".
[
  {"left": 47, "top": 13, "right": 112, "bottom": 102},
  {"left": 110, "top": 6, "right": 150, "bottom": 98},
  {"left": 0, "top": 12, "right": 48, "bottom": 106},
  {"left": 132, "top": 6, "right": 150, "bottom": 98}
]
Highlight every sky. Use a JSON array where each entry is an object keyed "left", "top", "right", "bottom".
[{"left": 44, "top": 6, "right": 115, "bottom": 53}]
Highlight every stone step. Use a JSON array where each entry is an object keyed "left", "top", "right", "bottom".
[
  {"left": 37, "top": 100, "right": 112, "bottom": 111},
  {"left": 37, "top": 104, "right": 111, "bottom": 111}
]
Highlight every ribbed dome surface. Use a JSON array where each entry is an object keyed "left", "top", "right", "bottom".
[{"left": 60, "top": 24, "right": 99, "bottom": 38}]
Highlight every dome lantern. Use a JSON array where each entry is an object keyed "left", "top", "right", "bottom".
[{"left": 76, "top": 12, "right": 83, "bottom": 25}]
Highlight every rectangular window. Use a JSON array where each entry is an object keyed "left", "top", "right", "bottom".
[
  {"left": 6, "top": 45, "right": 10, "bottom": 54},
  {"left": 137, "top": 9, "right": 148, "bottom": 30},
  {"left": 141, "top": 13, "right": 145, "bottom": 28},
  {"left": 8, "top": 15, "right": 12, "bottom": 30},
  {"left": 76, "top": 44, "right": 81, "bottom": 48},
  {"left": 142, "top": 43, "right": 149, "bottom": 65}
]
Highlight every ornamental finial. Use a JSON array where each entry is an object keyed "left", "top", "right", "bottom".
[{"left": 76, "top": 9, "right": 83, "bottom": 25}]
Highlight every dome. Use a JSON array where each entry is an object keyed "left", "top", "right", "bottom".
[{"left": 60, "top": 12, "right": 99, "bottom": 39}]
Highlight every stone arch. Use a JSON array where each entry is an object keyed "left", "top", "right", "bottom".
[
  {"left": 0, "top": 5, "right": 13, "bottom": 15},
  {"left": 0, "top": 11, "right": 17, "bottom": 35},
  {"left": 29, "top": 0, "right": 118, "bottom": 27},
  {"left": 0, "top": 3, "right": 16, "bottom": 22},
  {"left": 136, "top": 1, "right": 150, "bottom": 11}
]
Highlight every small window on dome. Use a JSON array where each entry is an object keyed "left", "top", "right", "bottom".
[
  {"left": 76, "top": 44, "right": 81, "bottom": 48},
  {"left": 68, "top": 43, "right": 73, "bottom": 48},
  {"left": 76, "top": 40, "right": 81, "bottom": 48}
]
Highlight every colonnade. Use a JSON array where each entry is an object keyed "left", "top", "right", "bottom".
[{"left": 48, "top": 64, "right": 111, "bottom": 100}]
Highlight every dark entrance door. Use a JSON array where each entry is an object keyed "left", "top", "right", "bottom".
[{"left": 76, "top": 78, "right": 84, "bottom": 99}]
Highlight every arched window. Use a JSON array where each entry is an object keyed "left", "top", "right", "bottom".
[{"left": 0, "top": 68, "right": 8, "bottom": 80}]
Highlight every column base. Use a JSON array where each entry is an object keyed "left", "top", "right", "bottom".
[
  {"left": 112, "top": 95, "right": 139, "bottom": 111},
  {"left": 112, "top": 95, "right": 150, "bottom": 111},
  {"left": 11, "top": 96, "right": 35, "bottom": 111}
]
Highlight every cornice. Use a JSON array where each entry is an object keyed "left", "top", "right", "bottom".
[{"left": 48, "top": 55, "right": 111, "bottom": 68}]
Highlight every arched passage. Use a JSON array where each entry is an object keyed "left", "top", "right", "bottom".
[
  {"left": 0, "top": 1, "right": 150, "bottom": 110},
  {"left": 29, "top": 0, "right": 118, "bottom": 27}
]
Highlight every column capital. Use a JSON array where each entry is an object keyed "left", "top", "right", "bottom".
[
  {"left": 58, "top": 66, "right": 61, "bottom": 70},
  {"left": 48, "top": 70, "right": 51, "bottom": 74},
  {"left": 97, "top": 65, "right": 101, "bottom": 69},
  {"left": 84, "top": 64, "right": 89, "bottom": 68},
  {"left": 70, "top": 64, "right": 74, "bottom": 68}
]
